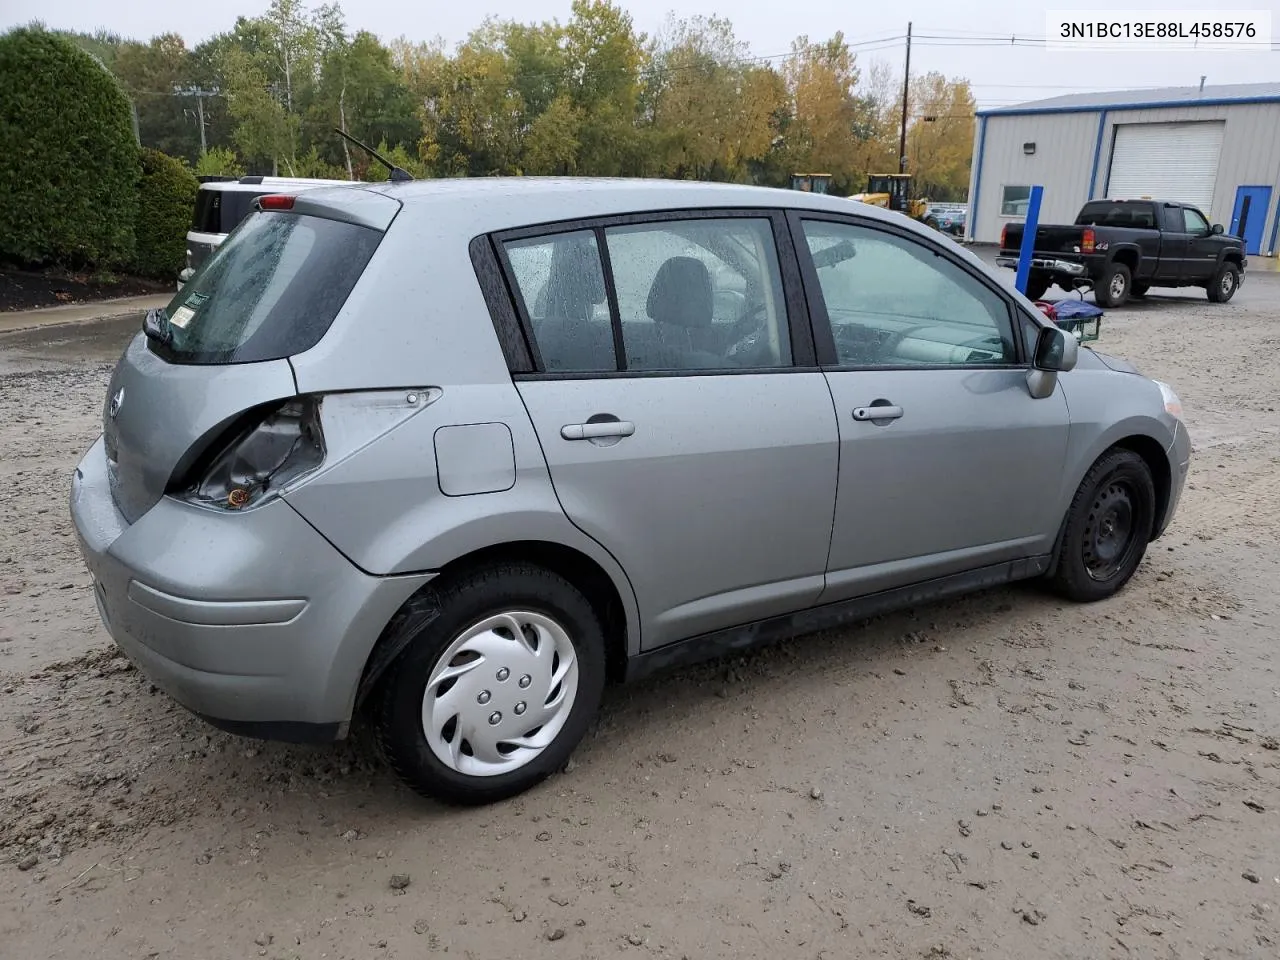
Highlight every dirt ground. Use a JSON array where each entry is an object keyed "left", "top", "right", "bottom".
[{"left": 1, "top": 275, "right": 1278, "bottom": 960}]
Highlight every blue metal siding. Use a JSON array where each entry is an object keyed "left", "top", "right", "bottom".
[{"left": 1087, "top": 112, "right": 1108, "bottom": 200}]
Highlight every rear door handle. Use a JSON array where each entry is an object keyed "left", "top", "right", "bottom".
[
  {"left": 852, "top": 404, "right": 903, "bottom": 422},
  {"left": 561, "top": 420, "right": 636, "bottom": 441}
]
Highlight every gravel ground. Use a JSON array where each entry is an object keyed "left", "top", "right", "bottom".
[{"left": 1, "top": 283, "right": 1278, "bottom": 960}]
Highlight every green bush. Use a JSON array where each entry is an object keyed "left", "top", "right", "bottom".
[
  {"left": 134, "top": 148, "right": 198, "bottom": 280},
  {"left": 194, "top": 146, "right": 245, "bottom": 179},
  {"left": 0, "top": 25, "right": 140, "bottom": 268}
]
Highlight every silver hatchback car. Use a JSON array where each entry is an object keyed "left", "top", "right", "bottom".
[{"left": 70, "top": 178, "right": 1190, "bottom": 804}]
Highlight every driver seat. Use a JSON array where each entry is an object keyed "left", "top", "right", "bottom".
[{"left": 643, "top": 256, "right": 731, "bottom": 369}]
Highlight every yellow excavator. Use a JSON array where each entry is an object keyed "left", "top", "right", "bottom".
[
  {"left": 848, "top": 173, "right": 930, "bottom": 220},
  {"left": 789, "top": 173, "right": 832, "bottom": 194}
]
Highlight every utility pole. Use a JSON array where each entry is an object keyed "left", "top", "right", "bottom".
[
  {"left": 899, "top": 22, "right": 912, "bottom": 174},
  {"left": 173, "top": 85, "right": 215, "bottom": 156}
]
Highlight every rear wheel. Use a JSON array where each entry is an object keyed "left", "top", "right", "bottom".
[
  {"left": 1048, "top": 448, "right": 1155, "bottom": 603},
  {"left": 1095, "top": 263, "right": 1131, "bottom": 307},
  {"left": 1207, "top": 261, "right": 1240, "bottom": 303},
  {"left": 1024, "top": 276, "right": 1050, "bottom": 301},
  {"left": 374, "top": 563, "right": 606, "bottom": 805}
]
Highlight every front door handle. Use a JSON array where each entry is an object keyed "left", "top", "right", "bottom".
[
  {"left": 852, "top": 404, "right": 903, "bottom": 422},
  {"left": 561, "top": 420, "right": 636, "bottom": 441}
]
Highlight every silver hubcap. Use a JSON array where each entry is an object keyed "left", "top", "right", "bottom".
[
  {"left": 1110, "top": 274, "right": 1126, "bottom": 298},
  {"left": 1222, "top": 273, "right": 1234, "bottom": 295},
  {"left": 422, "top": 610, "right": 579, "bottom": 777}
]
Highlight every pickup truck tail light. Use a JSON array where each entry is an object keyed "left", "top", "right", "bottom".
[
  {"left": 1081, "top": 228, "right": 1096, "bottom": 254},
  {"left": 1000, "top": 224, "right": 1008, "bottom": 248}
]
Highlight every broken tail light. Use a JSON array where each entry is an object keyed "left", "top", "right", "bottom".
[{"left": 175, "top": 397, "right": 325, "bottom": 511}]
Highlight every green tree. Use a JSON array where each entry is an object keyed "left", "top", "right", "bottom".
[
  {"left": 645, "top": 15, "right": 782, "bottom": 182},
  {"left": 418, "top": 21, "right": 523, "bottom": 177},
  {"left": 217, "top": 0, "right": 345, "bottom": 174},
  {"left": 564, "top": 0, "right": 647, "bottom": 176},
  {"left": 907, "top": 72, "right": 976, "bottom": 201},
  {"left": 113, "top": 34, "right": 203, "bottom": 162},
  {"left": 133, "top": 148, "right": 199, "bottom": 279},
  {"left": 783, "top": 33, "right": 865, "bottom": 194},
  {"left": 310, "top": 30, "right": 416, "bottom": 176},
  {"left": 61, "top": 29, "right": 124, "bottom": 70},
  {"left": 0, "top": 26, "right": 139, "bottom": 267},
  {"left": 194, "top": 146, "right": 245, "bottom": 178},
  {"left": 523, "top": 95, "right": 582, "bottom": 175},
  {"left": 362, "top": 139, "right": 428, "bottom": 181}
]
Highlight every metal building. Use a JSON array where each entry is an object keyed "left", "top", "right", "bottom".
[{"left": 965, "top": 82, "right": 1280, "bottom": 256}]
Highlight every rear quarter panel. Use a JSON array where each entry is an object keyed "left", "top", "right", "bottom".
[{"left": 282, "top": 201, "right": 644, "bottom": 653}]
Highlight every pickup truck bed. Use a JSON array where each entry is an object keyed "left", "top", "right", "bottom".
[{"left": 997, "top": 199, "right": 1246, "bottom": 307}]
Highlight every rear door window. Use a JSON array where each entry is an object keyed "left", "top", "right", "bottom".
[
  {"left": 156, "top": 209, "right": 382, "bottom": 365},
  {"left": 1075, "top": 202, "right": 1157, "bottom": 229},
  {"left": 190, "top": 189, "right": 276, "bottom": 235}
]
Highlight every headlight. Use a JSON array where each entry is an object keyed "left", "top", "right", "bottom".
[{"left": 1153, "top": 380, "right": 1183, "bottom": 419}]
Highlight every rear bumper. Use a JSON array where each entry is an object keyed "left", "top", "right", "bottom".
[
  {"left": 70, "top": 436, "right": 432, "bottom": 739},
  {"left": 996, "top": 255, "right": 1088, "bottom": 277}
]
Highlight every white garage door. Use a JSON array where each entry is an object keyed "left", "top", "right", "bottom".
[{"left": 1106, "top": 121, "right": 1225, "bottom": 215}]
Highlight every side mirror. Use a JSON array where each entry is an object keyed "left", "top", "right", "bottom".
[
  {"left": 1034, "top": 324, "right": 1078, "bottom": 372},
  {"left": 1027, "top": 323, "right": 1077, "bottom": 399},
  {"left": 1211, "top": 223, "right": 1224, "bottom": 235}
]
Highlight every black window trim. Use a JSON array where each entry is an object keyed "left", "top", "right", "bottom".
[
  {"left": 481, "top": 206, "right": 819, "bottom": 380},
  {"left": 468, "top": 234, "right": 536, "bottom": 373},
  {"left": 785, "top": 209, "right": 1035, "bottom": 372}
]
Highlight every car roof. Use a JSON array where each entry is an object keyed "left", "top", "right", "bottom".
[{"left": 298, "top": 176, "right": 918, "bottom": 235}]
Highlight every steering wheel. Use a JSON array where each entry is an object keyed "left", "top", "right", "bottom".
[{"left": 724, "top": 300, "right": 775, "bottom": 365}]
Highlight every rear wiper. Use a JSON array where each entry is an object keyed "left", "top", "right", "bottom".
[{"left": 143, "top": 307, "right": 172, "bottom": 345}]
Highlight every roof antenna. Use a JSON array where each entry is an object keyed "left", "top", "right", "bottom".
[
  {"left": 1199, "top": 75, "right": 1206, "bottom": 93},
  {"left": 332, "top": 128, "right": 414, "bottom": 182}
]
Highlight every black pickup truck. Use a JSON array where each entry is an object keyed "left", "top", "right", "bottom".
[{"left": 996, "top": 198, "right": 1246, "bottom": 307}]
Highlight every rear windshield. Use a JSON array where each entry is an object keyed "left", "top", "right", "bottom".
[
  {"left": 191, "top": 188, "right": 274, "bottom": 235},
  {"left": 156, "top": 210, "right": 381, "bottom": 365},
  {"left": 1075, "top": 201, "right": 1157, "bottom": 229}
]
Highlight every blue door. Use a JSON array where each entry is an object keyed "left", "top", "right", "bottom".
[{"left": 1230, "top": 185, "right": 1272, "bottom": 255}]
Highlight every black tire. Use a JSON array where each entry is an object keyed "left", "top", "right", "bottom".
[
  {"left": 1048, "top": 448, "right": 1156, "bottom": 603},
  {"left": 374, "top": 563, "right": 607, "bottom": 805},
  {"left": 1095, "top": 262, "right": 1131, "bottom": 308},
  {"left": 1207, "top": 261, "right": 1240, "bottom": 303},
  {"left": 1024, "top": 275, "right": 1050, "bottom": 301},
  {"left": 1131, "top": 283, "right": 1149, "bottom": 299}
]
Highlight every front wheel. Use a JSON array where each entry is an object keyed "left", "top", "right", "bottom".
[
  {"left": 1207, "top": 261, "right": 1240, "bottom": 303},
  {"left": 1048, "top": 448, "right": 1155, "bottom": 603},
  {"left": 374, "top": 563, "right": 607, "bottom": 805},
  {"left": 1095, "top": 263, "right": 1131, "bottom": 308}
]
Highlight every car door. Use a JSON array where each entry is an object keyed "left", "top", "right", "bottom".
[
  {"left": 497, "top": 212, "right": 840, "bottom": 650},
  {"left": 1179, "top": 206, "right": 1220, "bottom": 282},
  {"left": 788, "top": 212, "right": 1072, "bottom": 602}
]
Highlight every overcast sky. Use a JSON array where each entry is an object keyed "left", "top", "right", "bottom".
[{"left": 3, "top": 0, "right": 1277, "bottom": 108}]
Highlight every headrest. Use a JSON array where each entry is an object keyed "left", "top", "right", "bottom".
[{"left": 645, "top": 256, "right": 713, "bottom": 329}]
